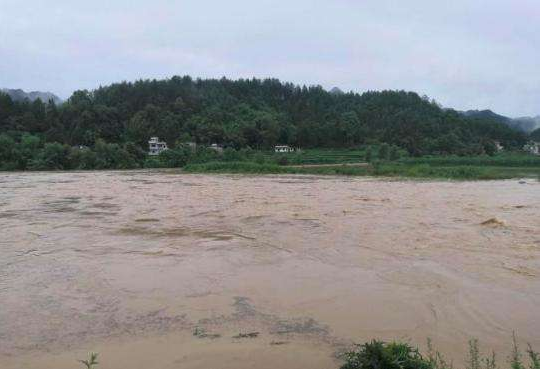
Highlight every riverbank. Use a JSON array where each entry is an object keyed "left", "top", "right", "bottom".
[{"left": 183, "top": 161, "right": 540, "bottom": 180}]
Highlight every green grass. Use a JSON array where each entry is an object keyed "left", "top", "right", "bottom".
[
  {"left": 183, "top": 161, "right": 540, "bottom": 180},
  {"left": 371, "top": 163, "right": 540, "bottom": 180},
  {"left": 401, "top": 153, "right": 540, "bottom": 167},
  {"left": 184, "top": 161, "right": 372, "bottom": 176},
  {"left": 268, "top": 149, "right": 540, "bottom": 168},
  {"left": 265, "top": 148, "right": 369, "bottom": 165},
  {"left": 184, "top": 161, "right": 291, "bottom": 174},
  {"left": 184, "top": 149, "right": 540, "bottom": 180}
]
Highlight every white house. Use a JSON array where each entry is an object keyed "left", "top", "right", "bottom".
[
  {"left": 208, "top": 143, "right": 224, "bottom": 153},
  {"left": 494, "top": 141, "right": 504, "bottom": 152},
  {"left": 148, "top": 137, "right": 168, "bottom": 156},
  {"left": 274, "top": 145, "right": 295, "bottom": 153},
  {"left": 523, "top": 141, "right": 540, "bottom": 155}
]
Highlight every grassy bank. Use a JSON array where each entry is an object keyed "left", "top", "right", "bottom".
[
  {"left": 371, "top": 163, "right": 540, "bottom": 180},
  {"left": 4, "top": 141, "right": 539, "bottom": 180},
  {"left": 183, "top": 161, "right": 539, "bottom": 180},
  {"left": 183, "top": 161, "right": 371, "bottom": 176},
  {"left": 263, "top": 146, "right": 408, "bottom": 165},
  {"left": 267, "top": 149, "right": 540, "bottom": 167},
  {"left": 401, "top": 153, "right": 540, "bottom": 167},
  {"left": 78, "top": 336, "right": 539, "bottom": 369},
  {"left": 265, "top": 148, "right": 368, "bottom": 165}
]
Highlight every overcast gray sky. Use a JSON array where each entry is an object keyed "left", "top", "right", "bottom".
[{"left": 1, "top": 0, "right": 538, "bottom": 117}]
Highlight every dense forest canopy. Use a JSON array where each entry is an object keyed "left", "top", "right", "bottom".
[
  {"left": 0, "top": 76, "right": 529, "bottom": 162},
  {"left": 531, "top": 127, "right": 540, "bottom": 141}
]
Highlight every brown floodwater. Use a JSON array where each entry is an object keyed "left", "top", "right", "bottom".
[{"left": 1, "top": 170, "right": 539, "bottom": 369}]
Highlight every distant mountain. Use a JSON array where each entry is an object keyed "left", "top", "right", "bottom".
[
  {"left": 463, "top": 110, "right": 540, "bottom": 134},
  {"left": 329, "top": 87, "right": 345, "bottom": 95},
  {"left": 512, "top": 116, "right": 540, "bottom": 133},
  {"left": 1, "top": 88, "right": 63, "bottom": 105},
  {"left": 463, "top": 109, "right": 512, "bottom": 124}
]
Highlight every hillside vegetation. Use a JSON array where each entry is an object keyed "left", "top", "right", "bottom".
[{"left": 0, "top": 76, "right": 530, "bottom": 170}]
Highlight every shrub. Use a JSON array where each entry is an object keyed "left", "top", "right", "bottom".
[
  {"left": 342, "top": 337, "right": 539, "bottom": 369},
  {"left": 143, "top": 156, "right": 166, "bottom": 168},
  {"left": 390, "top": 146, "right": 400, "bottom": 161},
  {"left": 28, "top": 142, "right": 70, "bottom": 170},
  {"left": 365, "top": 147, "right": 373, "bottom": 162},
  {"left": 69, "top": 147, "right": 97, "bottom": 169},
  {"left": 223, "top": 148, "right": 245, "bottom": 162},
  {"left": 378, "top": 144, "right": 390, "bottom": 160},
  {"left": 0, "top": 134, "right": 16, "bottom": 164},
  {"left": 189, "top": 148, "right": 221, "bottom": 164},
  {"left": 277, "top": 155, "right": 289, "bottom": 166},
  {"left": 253, "top": 152, "right": 266, "bottom": 164},
  {"left": 341, "top": 340, "right": 432, "bottom": 369},
  {"left": 93, "top": 140, "right": 138, "bottom": 169},
  {"left": 158, "top": 147, "right": 190, "bottom": 167}
]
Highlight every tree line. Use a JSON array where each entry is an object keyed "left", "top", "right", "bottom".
[{"left": 0, "top": 76, "right": 530, "bottom": 170}]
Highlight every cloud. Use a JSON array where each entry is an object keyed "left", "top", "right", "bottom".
[{"left": 0, "top": 0, "right": 538, "bottom": 116}]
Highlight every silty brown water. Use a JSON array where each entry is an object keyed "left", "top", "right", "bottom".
[{"left": 1, "top": 170, "right": 539, "bottom": 369}]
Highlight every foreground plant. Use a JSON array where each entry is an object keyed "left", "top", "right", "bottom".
[
  {"left": 341, "top": 336, "right": 539, "bottom": 369},
  {"left": 341, "top": 340, "right": 433, "bottom": 369},
  {"left": 78, "top": 352, "right": 98, "bottom": 369}
]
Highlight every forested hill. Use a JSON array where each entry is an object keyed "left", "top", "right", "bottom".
[
  {"left": 1, "top": 88, "right": 63, "bottom": 105},
  {"left": 0, "top": 76, "right": 528, "bottom": 156}
]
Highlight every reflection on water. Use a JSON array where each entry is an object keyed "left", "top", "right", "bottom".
[{"left": 1, "top": 170, "right": 539, "bottom": 369}]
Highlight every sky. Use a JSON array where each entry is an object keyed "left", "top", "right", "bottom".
[{"left": 1, "top": 0, "right": 539, "bottom": 117}]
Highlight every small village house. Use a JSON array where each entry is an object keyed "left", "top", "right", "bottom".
[
  {"left": 523, "top": 141, "right": 540, "bottom": 155},
  {"left": 208, "top": 143, "right": 224, "bottom": 153},
  {"left": 274, "top": 145, "right": 295, "bottom": 153},
  {"left": 494, "top": 141, "right": 504, "bottom": 152},
  {"left": 71, "top": 145, "right": 89, "bottom": 150},
  {"left": 148, "top": 137, "right": 168, "bottom": 156}
]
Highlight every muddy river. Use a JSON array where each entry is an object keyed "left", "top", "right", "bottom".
[{"left": 1, "top": 171, "right": 539, "bottom": 369}]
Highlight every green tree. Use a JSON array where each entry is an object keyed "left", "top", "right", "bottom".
[
  {"left": 126, "top": 105, "right": 161, "bottom": 147},
  {"left": 15, "top": 134, "right": 41, "bottom": 169},
  {"left": 365, "top": 147, "right": 372, "bottom": 162},
  {"left": 0, "top": 75, "right": 531, "bottom": 171},
  {"left": 389, "top": 146, "right": 400, "bottom": 161},
  {"left": 158, "top": 147, "right": 190, "bottom": 167},
  {"left": 483, "top": 140, "right": 498, "bottom": 156},
  {"left": 69, "top": 147, "right": 97, "bottom": 170},
  {"left": 94, "top": 140, "right": 137, "bottom": 169},
  {"left": 378, "top": 144, "right": 390, "bottom": 160},
  {"left": 30, "top": 142, "right": 70, "bottom": 170},
  {"left": 223, "top": 147, "right": 243, "bottom": 162},
  {"left": 0, "top": 134, "right": 17, "bottom": 169}
]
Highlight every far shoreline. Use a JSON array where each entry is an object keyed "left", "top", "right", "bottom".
[{"left": 2, "top": 164, "right": 538, "bottom": 183}]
